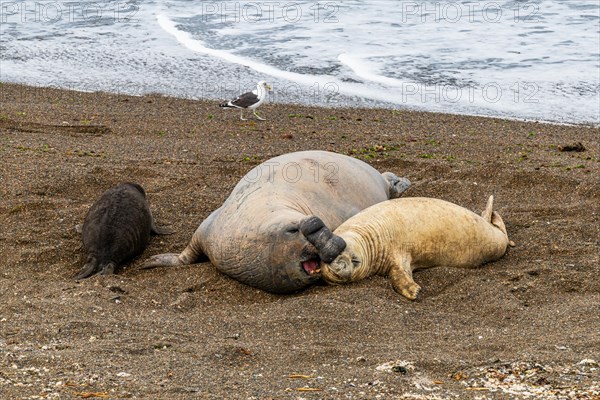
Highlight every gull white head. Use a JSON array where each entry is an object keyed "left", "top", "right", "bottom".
[{"left": 258, "top": 81, "right": 272, "bottom": 92}]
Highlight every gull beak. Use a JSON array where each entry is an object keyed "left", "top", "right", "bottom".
[{"left": 266, "top": 84, "right": 272, "bottom": 92}]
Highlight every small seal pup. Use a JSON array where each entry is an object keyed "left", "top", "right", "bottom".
[
  {"left": 307, "top": 196, "right": 513, "bottom": 300},
  {"left": 75, "top": 182, "right": 172, "bottom": 280}
]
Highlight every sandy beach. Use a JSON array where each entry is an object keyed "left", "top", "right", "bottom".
[{"left": 0, "top": 83, "right": 599, "bottom": 399}]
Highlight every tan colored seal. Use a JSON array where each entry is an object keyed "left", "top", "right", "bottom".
[{"left": 318, "top": 196, "right": 513, "bottom": 300}]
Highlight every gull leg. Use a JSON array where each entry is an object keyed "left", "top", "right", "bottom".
[
  {"left": 253, "top": 110, "right": 266, "bottom": 121},
  {"left": 240, "top": 110, "right": 247, "bottom": 121}
]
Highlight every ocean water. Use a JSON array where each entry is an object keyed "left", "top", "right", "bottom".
[{"left": 1, "top": 0, "right": 598, "bottom": 124}]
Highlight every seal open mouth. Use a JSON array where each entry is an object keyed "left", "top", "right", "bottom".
[{"left": 301, "top": 259, "right": 321, "bottom": 276}]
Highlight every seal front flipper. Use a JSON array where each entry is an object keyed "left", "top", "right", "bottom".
[
  {"left": 389, "top": 255, "right": 421, "bottom": 301},
  {"left": 382, "top": 172, "right": 411, "bottom": 199}
]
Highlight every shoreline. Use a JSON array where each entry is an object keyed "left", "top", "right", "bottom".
[
  {"left": 2, "top": 81, "right": 598, "bottom": 129},
  {"left": 1, "top": 82, "right": 598, "bottom": 172}
]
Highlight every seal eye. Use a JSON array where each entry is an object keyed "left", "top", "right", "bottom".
[
  {"left": 286, "top": 228, "right": 299, "bottom": 235},
  {"left": 351, "top": 256, "right": 361, "bottom": 266}
]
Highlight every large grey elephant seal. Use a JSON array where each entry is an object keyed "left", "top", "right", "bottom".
[
  {"left": 142, "top": 150, "right": 411, "bottom": 293},
  {"left": 312, "top": 195, "right": 513, "bottom": 300},
  {"left": 75, "top": 182, "right": 172, "bottom": 280}
]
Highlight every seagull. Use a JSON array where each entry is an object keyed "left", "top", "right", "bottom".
[{"left": 220, "top": 81, "right": 272, "bottom": 121}]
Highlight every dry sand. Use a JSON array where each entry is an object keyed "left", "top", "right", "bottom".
[{"left": 0, "top": 83, "right": 599, "bottom": 399}]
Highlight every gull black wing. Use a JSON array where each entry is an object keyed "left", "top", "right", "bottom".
[{"left": 229, "top": 91, "right": 260, "bottom": 108}]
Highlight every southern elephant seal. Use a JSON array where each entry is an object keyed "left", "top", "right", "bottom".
[
  {"left": 142, "top": 150, "right": 411, "bottom": 293},
  {"left": 75, "top": 182, "right": 172, "bottom": 280},
  {"left": 312, "top": 195, "right": 513, "bottom": 300}
]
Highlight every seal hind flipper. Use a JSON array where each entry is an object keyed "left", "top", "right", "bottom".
[
  {"left": 99, "top": 262, "right": 117, "bottom": 275},
  {"left": 382, "top": 172, "right": 411, "bottom": 199},
  {"left": 74, "top": 257, "right": 99, "bottom": 280},
  {"left": 141, "top": 236, "right": 208, "bottom": 269},
  {"left": 481, "top": 195, "right": 494, "bottom": 222},
  {"left": 140, "top": 253, "right": 184, "bottom": 269},
  {"left": 140, "top": 252, "right": 210, "bottom": 270},
  {"left": 481, "top": 196, "right": 515, "bottom": 246},
  {"left": 491, "top": 211, "right": 506, "bottom": 234},
  {"left": 491, "top": 211, "right": 515, "bottom": 247},
  {"left": 151, "top": 223, "right": 175, "bottom": 235}
]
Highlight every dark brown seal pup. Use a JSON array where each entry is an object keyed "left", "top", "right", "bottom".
[{"left": 75, "top": 182, "right": 171, "bottom": 280}]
